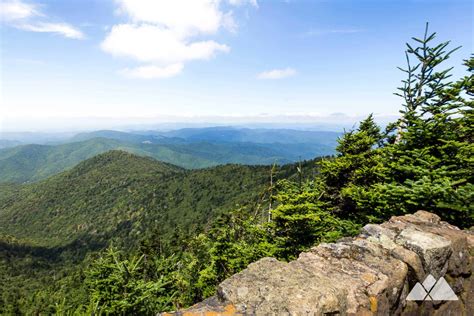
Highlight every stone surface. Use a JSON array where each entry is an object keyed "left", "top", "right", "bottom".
[
  {"left": 217, "top": 257, "right": 349, "bottom": 315},
  {"left": 395, "top": 228, "right": 452, "bottom": 278},
  {"left": 168, "top": 211, "right": 474, "bottom": 315}
]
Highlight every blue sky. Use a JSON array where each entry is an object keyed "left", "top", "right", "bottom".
[{"left": 0, "top": 0, "right": 472, "bottom": 131}]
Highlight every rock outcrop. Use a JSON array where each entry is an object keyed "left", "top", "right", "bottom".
[{"left": 168, "top": 211, "right": 473, "bottom": 315}]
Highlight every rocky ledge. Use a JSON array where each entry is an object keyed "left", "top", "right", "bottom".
[{"left": 167, "top": 211, "right": 473, "bottom": 315}]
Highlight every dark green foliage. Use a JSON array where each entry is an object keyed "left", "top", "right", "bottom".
[
  {"left": 163, "top": 210, "right": 276, "bottom": 307},
  {"left": 0, "top": 234, "right": 90, "bottom": 314},
  {"left": 268, "top": 180, "right": 360, "bottom": 259},
  {"left": 319, "top": 114, "right": 387, "bottom": 221},
  {"left": 85, "top": 247, "right": 173, "bottom": 314},
  {"left": 83, "top": 201, "right": 356, "bottom": 312},
  {"left": 317, "top": 24, "right": 473, "bottom": 227}
]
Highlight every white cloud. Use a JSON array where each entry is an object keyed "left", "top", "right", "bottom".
[
  {"left": 115, "top": 0, "right": 224, "bottom": 37},
  {"left": 257, "top": 68, "right": 297, "bottom": 79},
  {"left": 0, "top": 0, "right": 39, "bottom": 22},
  {"left": 18, "top": 22, "right": 84, "bottom": 39},
  {"left": 103, "top": 0, "right": 256, "bottom": 79},
  {"left": 120, "top": 63, "right": 184, "bottom": 79},
  {"left": 0, "top": 0, "right": 83, "bottom": 39},
  {"left": 102, "top": 24, "right": 229, "bottom": 64}
]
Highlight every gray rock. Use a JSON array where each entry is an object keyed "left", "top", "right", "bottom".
[
  {"left": 364, "top": 223, "right": 426, "bottom": 280},
  {"left": 218, "top": 257, "right": 349, "bottom": 315},
  {"left": 395, "top": 228, "right": 452, "bottom": 278}
]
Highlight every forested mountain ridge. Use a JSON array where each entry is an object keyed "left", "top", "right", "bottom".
[
  {"left": 0, "top": 138, "right": 127, "bottom": 183},
  {"left": 0, "top": 149, "right": 320, "bottom": 246},
  {"left": 0, "top": 150, "right": 302, "bottom": 248}
]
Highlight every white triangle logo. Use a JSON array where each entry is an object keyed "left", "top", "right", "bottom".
[
  {"left": 429, "top": 277, "right": 458, "bottom": 301},
  {"left": 406, "top": 274, "right": 458, "bottom": 301},
  {"left": 406, "top": 282, "right": 428, "bottom": 301},
  {"left": 422, "top": 274, "right": 436, "bottom": 291}
]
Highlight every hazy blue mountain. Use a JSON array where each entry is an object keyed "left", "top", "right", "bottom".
[
  {"left": 0, "top": 131, "right": 76, "bottom": 144},
  {"left": 151, "top": 127, "right": 341, "bottom": 146},
  {"left": 70, "top": 130, "right": 169, "bottom": 144},
  {"left": 0, "top": 139, "right": 22, "bottom": 149},
  {"left": 72, "top": 127, "right": 341, "bottom": 146},
  {"left": 0, "top": 134, "right": 335, "bottom": 183}
]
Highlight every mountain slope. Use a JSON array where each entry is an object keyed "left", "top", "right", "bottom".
[{"left": 0, "top": 150, "right": 284, "bottom": 248}]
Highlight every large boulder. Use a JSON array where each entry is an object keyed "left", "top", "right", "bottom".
[{"left": 166, "top": 211, "right": 473, "bottom": 315}]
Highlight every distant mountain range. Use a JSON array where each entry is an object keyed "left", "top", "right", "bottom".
[
  {"left": 70, "top": 127, "right": 340, "bottom": 145},
  {"left": 0, "top": 127, "right": 340, "bottom": 183},
  {"left": 159, "top": 127, "right": 340, "bottom": 145},
  {"left": 1, "top": 127, "right": 341, "bottom": 146}
]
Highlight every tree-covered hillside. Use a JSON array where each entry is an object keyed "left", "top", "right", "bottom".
[
  {"left": 0, "top": 138, "right": 212, "bottom": 183},
  {"left": 0, "top": 150, "right": 318, "bottom": 313},
  {"left": 0, "top": 150, "right": 303, "bottom": 248}
]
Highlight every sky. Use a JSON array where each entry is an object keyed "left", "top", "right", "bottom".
[{"left": 0, "top": 0, "right": 472, "bottom": 132}]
